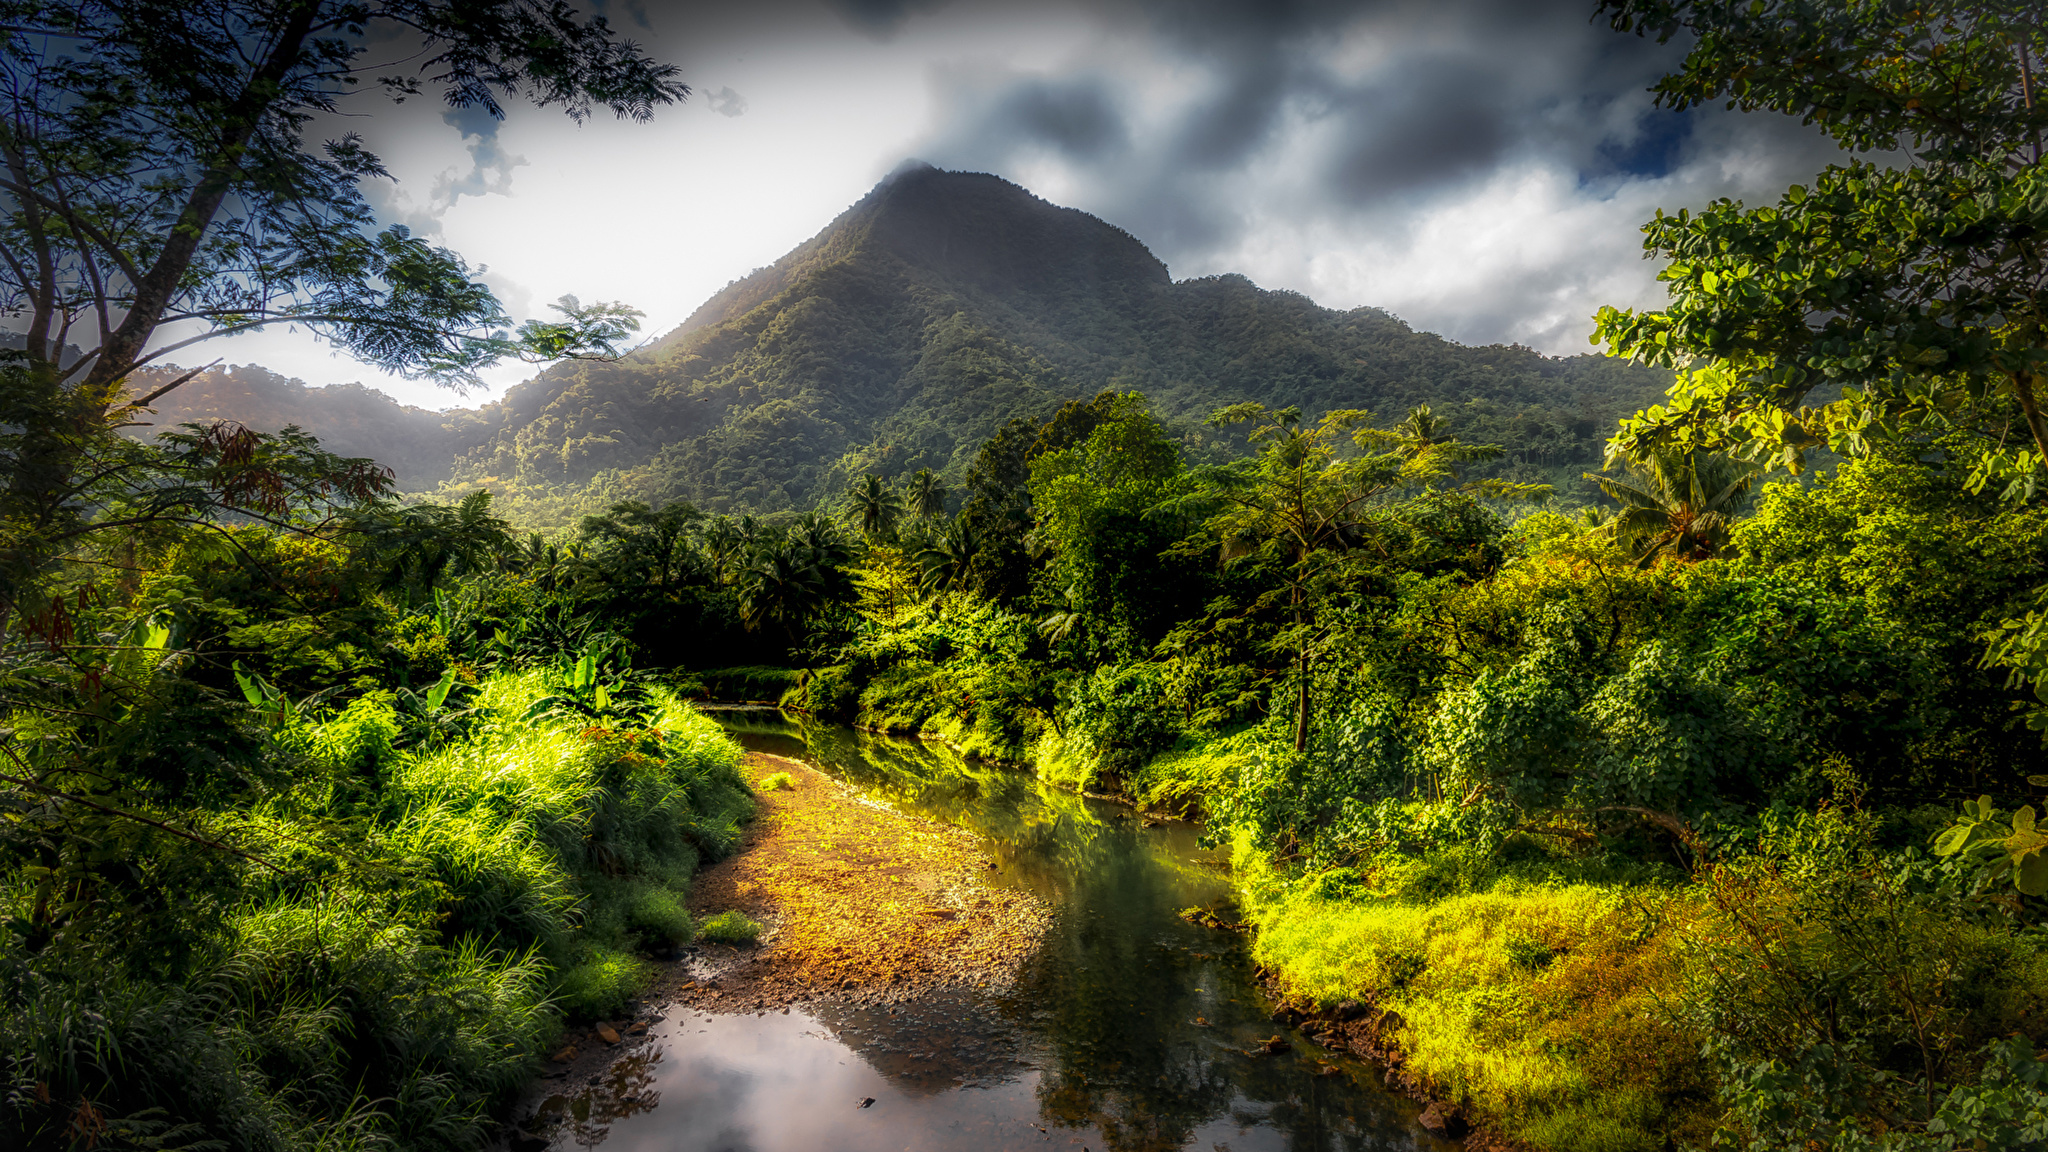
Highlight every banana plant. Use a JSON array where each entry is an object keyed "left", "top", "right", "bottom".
[
  {"left": 1932, "top": 783, "right": 2048, "bottom": 897},
  {"left": 231, "top": 661, "right": 345, "bottom": 728},
  {"left": 522, "top": 643, "right": 653, "bottom": 726},
  {"left": 392, "top": 668, "right": 475, "bottom": 748}
]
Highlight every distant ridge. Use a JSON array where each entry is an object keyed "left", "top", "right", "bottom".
[{"left": 140, "top": 165, "right": 1672, "bottom": 523}]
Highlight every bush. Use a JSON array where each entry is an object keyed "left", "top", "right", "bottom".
[
  {"left": 692, "top": 666, "right": 801, "bottom": 701},
  {"left": 625, "top": 885, "right": 694, "bottom": 950},
  {"left": 696, "top": 910, "right": 763, "bottom": 945},
  {"left": 759, "top": 771, "right": 795, "bottom": 791},
  {"left": 554, "top": 947, "right": 649, "bottom": 1021}
]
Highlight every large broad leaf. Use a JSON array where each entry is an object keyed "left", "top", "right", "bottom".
[
  {"left": 425, "top": 669, "right": 457, "bottom": 711},
  {"left": 2018, "top": 851, "right": 2048, "bottom": 898},
  {"left": 1932, "top": 824, "right": 1977, "bottom": 857}
]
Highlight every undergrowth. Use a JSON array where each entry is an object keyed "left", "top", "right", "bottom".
[{"left": 1, "top": 671, "right": 750, "bottom": 1150}]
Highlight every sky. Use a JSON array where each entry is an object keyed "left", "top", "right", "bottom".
[{"left": 167, "top": 0, "right": 1846, "bottom": 411}]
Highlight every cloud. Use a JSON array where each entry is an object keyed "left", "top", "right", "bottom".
[
  {"left": 432, "top": 106, "right": 530, "bottom": 215},
  {"left": 829, "top": 0, "right": 954, "bottom": 39},
  {"left": 706, "top": 86, "right": 749, "bottom": 117},
  {"left": 908, "top": 0, "right": 1846, "bottom": 351}
]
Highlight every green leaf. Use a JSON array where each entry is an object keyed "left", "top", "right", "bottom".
[
  {"left": 2017, "top": 851, "right": 2048, "bottom": 897},
  {"left": 425, "top": 669, "right": 456, "bottom": 711},
  {"left": 231, "top": 660, "right": 264, "bottom": 707},
  {"left": 1931, "top": 824, "right": 1974, "bottom": 856}
]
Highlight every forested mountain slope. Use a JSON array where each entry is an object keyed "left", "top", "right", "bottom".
[
  {"left": 125, "top": 363, "right": 485, "bottom": 486},
  {"left": 141, "top": 164, "right": 1672, "bottom": 518}
]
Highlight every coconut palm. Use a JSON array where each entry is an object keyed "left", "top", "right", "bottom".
[
  {"left": 1584, "top": 449, "right": 1761, "bottom": 567},
  {"left": 905, "top": 468, "right": 948, "bottom": 520},
  {"left": 700, "top": 516, "right": 743, "bottom": 584},
  {"left": 848, "top": 474, "right": 902, "bottom": 540},
  {"left": 1373, "top": 404, "right": 1503, "bottom": 468},
  {"left": 914, "top": 516, "right": 979, "bottom": 594},
  {"left": 737, "top": 542, "right": 832, "bottom": 645}
]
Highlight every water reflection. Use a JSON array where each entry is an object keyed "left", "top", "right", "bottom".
[{"left": 529, "top": 713, "right": 1452, "bottom": 1152}]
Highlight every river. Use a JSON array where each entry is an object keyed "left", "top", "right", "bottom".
[{"left": 525, "top": 711, "right": 1455, "bottom": 1152}]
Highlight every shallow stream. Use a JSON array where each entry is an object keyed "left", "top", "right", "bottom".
[{"left": 529, "top": 713, "right": 1453, "bottom": 1152}]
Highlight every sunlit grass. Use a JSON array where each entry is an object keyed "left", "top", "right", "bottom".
[
  {"left": 697, "top": 909, "right": 764, "bottom": 944},
  {"left": 1242, "top": 838, "right": 1707, "bottom": 1152},
  {"left": 1, "top": 669, "right": 753, "bottom": 1149}
]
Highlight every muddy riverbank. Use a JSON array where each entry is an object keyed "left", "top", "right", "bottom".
[{"left": 508, "top": 714, "right": 1458, "bottom": 1152}]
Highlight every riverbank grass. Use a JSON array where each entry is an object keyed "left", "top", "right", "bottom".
[{"left": 1241, "top": 840, "right": 1707, "bottom": 1152}]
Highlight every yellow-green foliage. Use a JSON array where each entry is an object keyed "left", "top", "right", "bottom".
[
  {"left": 759, "top": 771, "right": 795, "bottom": 791},
  {"left": 697, "top": 909, "right": 763, "bottom": 944},
  {"left": 275, "top": 671, "right": 749, "bottom": 1018},
  {"left": 1032, "top": 727, "right": 1094, "bottom": 791},
  {"left": 1243, "top": 841, "right": 1705, "bottom": 1152},
  {"left": 1124, "top": 728, "right": 1262, "bottom": 816},
  {"left": 555, "top": 947, "right": 650, "bottom": 1020}
]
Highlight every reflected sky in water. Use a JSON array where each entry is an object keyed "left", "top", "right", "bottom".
[{"left": 530, "top": 714, "right": 1453, "bottom": 1152}]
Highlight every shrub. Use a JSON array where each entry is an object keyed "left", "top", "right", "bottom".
[
  {"left": 625, "top": 884, "right": 694, "bottom": 949},
  {"left": 696, "top": 910, "right": 763, "bottom": 945},
  {"left": 554, "top": 947, "right": 649, "bottom": 1021},
  {"left": 759, "top": 771, "right": 795, "bottom": 791}
]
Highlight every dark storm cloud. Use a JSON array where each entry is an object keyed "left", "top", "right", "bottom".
[
  {"left": 917, "top": 0, "right": 1727, "bottom": 244},
  {"left": 1324, "top": 58, "right": 1512, "bottom": 201},
  {"left": 937, "top": 74, "right": 1129, "bottom": 164},
  {"left": 829, "top": 0, "right": 954, "bottom": 38}
]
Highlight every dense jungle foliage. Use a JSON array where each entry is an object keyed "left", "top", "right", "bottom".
[{"left": 8, "top": 0, "right": 2048, "bottom": 1150}]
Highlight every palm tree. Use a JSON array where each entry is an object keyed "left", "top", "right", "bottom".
[
  {"left": 905, "top": 468, "right": 947, "bottom": 520},
  {"left": 352, "top": 489, "right": 514, "bottom": 601},
  {"left": 1373, "top": 404, "right": 1503, "bottom": 470},
  {"left": 914, "top": 516, "right": 979, "bottom": 594},
  {"left": 788, "top": 511, "right": 853, "bottom": 569},
  {"left": 1584, "top": 449, "right": 1761, "bottom": 567},
  {"left": 848, "top": 474, "right": 902, "bottom": 541},
  {"left": 737, "top": 542, "right": 831, "bottom": 646},
  {"left": 701, "top": 516, "right": 742, "bottom": 585}
]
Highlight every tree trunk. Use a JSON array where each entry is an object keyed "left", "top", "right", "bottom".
[
  {"left": 2012, "top": 369, "right": 2048, "bottom": 471},
  {"left": 1292, "top": 572, "right": 1310, "bottom": 753},
  {"left": 83, "top": 1, "right": 319, "bottom": 395}
]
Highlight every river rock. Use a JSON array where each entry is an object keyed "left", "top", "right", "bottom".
[
  {"left": 1417, "top": 1102, "right": 1467, "bottom": 1137},
  {"left": 1261, "top": 1035, "right": 1291, "bottom": 1055},
  {"left": 596, "top": 1024, "right": 620, "bottom": 1045},
  {"left": 1334, "top": 1000, "right": 1367, "bottom": 1021},
  {"left": 549, "top": 1045, "right": 576, "bottom": 1063}
]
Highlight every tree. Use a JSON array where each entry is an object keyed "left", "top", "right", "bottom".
[
  {"left": 575, "top": 500, "right": 706, "bottom": 593},
  {"left": 1594, "top": 0, "right": 2048, "bottom": 725},
  {"left": 736, "top": 542, "right": 830, "bottom": 648},
  {"left": 915, "top": 516, "right": 981, "bottom": 595},
  {"left": 2, "top": 1, "right": 678, "bottom": 395},
  {"left": 848, "top": 474, "right": 902, "bottom": 541},
  {"left": 347, "top": 488, "right": 513, "bottom": 601},
  {"left": 1593, "top": 0, "right": 2048, "bottom": 488},
  {"left": 1376, "top": 404, "right": 1498, "bottom": 465},
  {"left": 0, "top": 1, "right": 686, "bottom": 617},
  {"left": 905, "top": 467, "right": 947, "bottom": 519},
  {"left": 1204, "top": 404, "right": 1548, "bottom": 751},
  {"left": 1585, "top": 449, "right": 1760, "bottom": 567}
]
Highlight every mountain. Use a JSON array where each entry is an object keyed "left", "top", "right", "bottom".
[
  {"left": 125, "top": 363, "right": 485, "bottom": 486},
  {"left": 135, "top": 164, "right": 1672, "bottom": 523}
]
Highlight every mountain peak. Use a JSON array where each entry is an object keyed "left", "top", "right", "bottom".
[{"left": 654, "top": 165, "right": 1168, "bottom": 350}]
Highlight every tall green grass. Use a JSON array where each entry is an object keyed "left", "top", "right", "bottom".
[
  {"left": 1, "top": 671, "right": 751, "bottom": 1150},
  {"left": 1238, "top": 835, "right": 1706, "bottom": 1151}
]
